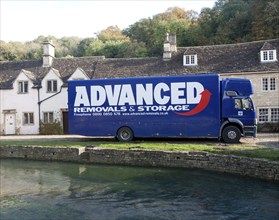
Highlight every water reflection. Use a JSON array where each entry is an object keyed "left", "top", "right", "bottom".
[{"left": 1, "top": 159, "right": 279, "bottom": 220}]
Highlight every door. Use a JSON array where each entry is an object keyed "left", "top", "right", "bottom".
[
  {"left": 62, "top": 111, "right": 69, "bottom": 134},
  {"left": 5, "top": 114, "right": 16, "bottom": 135}
]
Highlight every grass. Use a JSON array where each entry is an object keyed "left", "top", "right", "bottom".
[{"left": 1, "top": 140, "right": 279, "bottom": 161}]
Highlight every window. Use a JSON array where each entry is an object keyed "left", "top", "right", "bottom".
[
  {"left": 259, "top": 108, "right": 269, "bottom": 122},
  {"left": 43, "top": 112, "right": 54, "bottom": 123},
  {"left": 242, "top": 98, "right": 252, "bottom": 110},
  {"left": 23, "top": 112, "right": 34, "bottom": 125},
  {"left": 262, "top": 77, "right": 276, "bottom": 91},
  {"left": 271, "top": 108, "right": 279, "bottom": 122},
  {"left": 262, "top": 78, "right": 268, "bottom": 91},
  {"left": 234, "top": 99, "right": 242, "bottom": 109},
  {"left": 261, "top": 50, "right": 277, "bottom": 62},
  {"left": 47, "top": 80, "right": 58, "bottom": 92},
  {"left": 270, "top": 78, "right": 276, "bottom": 91},
  {"left": 183, "top": 55, "right": 197, "bottom": 66},
  {"left": 18, "top": 81, "right": 28, "bottom": 93}
]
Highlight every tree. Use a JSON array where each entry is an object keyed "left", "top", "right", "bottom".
[
  {"left": 125, "top": 7, "right": 197, "bottom": 55},
  {"left": 1, "top": 1, "right": 278, "bottom": 61},
  {"left": 97, "top": 26, "right": 129, "bottom": 42},
  {"left": 252, "top": 0, "right": 279, "bottom": 40}
]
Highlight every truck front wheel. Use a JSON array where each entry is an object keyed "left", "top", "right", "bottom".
[
  {"left": 117, "top": 127, "right": 134, "bottom": 142},
  {"left": 222, "top": 126, "right": 241, "bottom": 143}
]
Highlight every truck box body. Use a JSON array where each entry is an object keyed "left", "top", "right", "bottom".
[{"left": 68, "top": 74, "right": 256, "bottom": 142}]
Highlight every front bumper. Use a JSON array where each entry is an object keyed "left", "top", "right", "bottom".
[{"left": 243, "top": 125, "right": 257, "bottom": 138}]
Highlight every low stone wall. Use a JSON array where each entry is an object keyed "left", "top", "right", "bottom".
[
  {"left": 1, "top": 145, "right": 278, "bottom": 181},
  {"left": 0, "top": 145, "right": 85, "bottom": 162}
]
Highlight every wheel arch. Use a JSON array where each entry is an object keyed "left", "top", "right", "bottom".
[{"left": 220, "top": 118, "right": 244, "bottom": 137}]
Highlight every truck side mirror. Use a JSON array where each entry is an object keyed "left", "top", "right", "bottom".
[{"left": 226, "top": 91, "right": 238, "bottom": 97}]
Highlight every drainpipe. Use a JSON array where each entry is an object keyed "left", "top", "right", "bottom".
[
  {"left": 37, "top": 85, "right": 64, "bottom": 133},
  {"left": 36, "top": 86, "right": 41, "bottom": 132}
]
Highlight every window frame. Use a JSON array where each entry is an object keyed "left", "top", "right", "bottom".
[
  {"left": 18, "top": 81, "right": 29, "bottom": 94},
  {"left": 183, "top": 54, "right": 198, "bottom": 66},
  {"left": 23, "top": 112, "right": 34, "bottom": 125},
  {"left": 43, "top": 112, "right": 54, "bottom": 123},
  {"left": 258, "top": 107, "right": 279, "bottom": 123},
  {"left": 260, "top": 50, "right": 277, "bottom": 62},
  {"left": 258, "top": 108, "right": 269, "bottom": 123},
  {"left": 271, "top": 108, "right": 279, "bottom": 122},
  {"left": 262, "top": 78, "right": 268, "bottom": 91},
  {"left": 262, "top": 77, "right": 276, "bottom": 92},
  {"left": 270, "top": 77, "right": 276, "bottom": 91},
  {"left": 47, "top": 80, "right": 58, "bottom": 93}
]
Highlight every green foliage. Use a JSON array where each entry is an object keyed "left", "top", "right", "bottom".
[
  {"left": 97, "top": 26, "right": 129, "bottom": 42},
  {"left": 1, "top": 0, "right": 278, "bottom": 61},
  {"left": 40, "top": 121, "right": 63, "bottom": 135},
  {"left": 252, "top": 0, "right": 279, "bottom": 40},
  {"left": 1, "top": 140, "right": 278, "bottom": 161},
  {"left": 257, "top": 122, "right": 279, "bottom": 132}
]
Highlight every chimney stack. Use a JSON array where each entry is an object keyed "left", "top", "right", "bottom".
[
  {"left": 163, "top": 33, "right": 177, "bottom": 61},
  {"left": 169, "top": 33, "right": 177, "bottom": 52},
  {"left": 42, "top": 40, "right": 55, "bottom": 67}
]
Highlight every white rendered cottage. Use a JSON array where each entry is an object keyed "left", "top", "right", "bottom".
[{"left": 0, "top": 36, "right": 278, "bottom": 135}]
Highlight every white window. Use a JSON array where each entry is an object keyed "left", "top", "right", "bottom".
[
  {"left": 271, "top": 108, "right": 279, "bottom": 122},
  {"left": 18, "top": 81, "right": 28, "bottom": 93},
  {"left": 262, "top": 77, "right": 276, "bottom": 91},
  {"left": 183, "top": 55, "right": 197, "bottom": 66},
  {"left": 47, "top": 80, "right": 58, "bottom": 93},
  {"left": 43, "top": 112, "right": 54, "bottom": 123},
  {"left": 261, "top": 50, "right": 277, "bottom": 62},
  {"left": 23, "top": 112, "right": 34, "bottom": 125},
  {"left": 259, "top": 108, "right": 269, "bottom": 122}
]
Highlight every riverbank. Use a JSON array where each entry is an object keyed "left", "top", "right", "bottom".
[
  {"left": 1, "top": 132, "right": 278, "bottom": 148},
  {"left": 1, "top": 145, "right": 278, "bottom": 182}
]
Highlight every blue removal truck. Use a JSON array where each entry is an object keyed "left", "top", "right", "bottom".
[{"left": 68, "top": 74, "right": 257, "bottom": 143}]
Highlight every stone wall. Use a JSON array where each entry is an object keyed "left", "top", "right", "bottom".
[
  {"left": 1, "top": 145, "right": 278, "bottom": 181},
  {"left": 0, "top": 145, "right": 84, "bottom": 162}
]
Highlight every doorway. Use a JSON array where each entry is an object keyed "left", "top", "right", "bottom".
[
  {"left": 62, "top": 111, "right": 68, "bottom": 134},
  {"left": 5, "top": 113, "right": 16, "bottom": 135}
]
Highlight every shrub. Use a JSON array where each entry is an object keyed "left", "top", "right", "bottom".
[
  {"left": 40, "top": 121, "right": 63, "bottom": 135},
  {"left": 257, "top": 122, "right": 279, "bottom": 132}
]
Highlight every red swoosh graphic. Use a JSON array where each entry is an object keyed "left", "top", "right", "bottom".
[{"left": 175, "top": 89, "right": 212, "bottom": 116}]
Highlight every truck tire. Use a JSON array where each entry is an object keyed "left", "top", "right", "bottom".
[
  {"left": 222, "top": 126, "right": 241, "bottom": 143},
  {"left": 117, "top": 127, "right": 134, "bottom": 142}
]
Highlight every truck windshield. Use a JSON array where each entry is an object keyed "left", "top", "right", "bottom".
[{"left": 234, "top": 98, "right": 253, "bottom": 110}]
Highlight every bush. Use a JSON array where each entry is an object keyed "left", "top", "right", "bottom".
[
  {"left": 257, "top": 122, "right": 279, "bottom": 132},
  {"left": 40, "top": 121, "right": 63, "bottom": 135}
]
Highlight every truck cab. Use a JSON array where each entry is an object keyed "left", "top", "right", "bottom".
[{"left": 221, "top": 78, "right": 257, "bottom": 143}]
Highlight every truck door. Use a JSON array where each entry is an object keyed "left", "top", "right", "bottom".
[{"left": 233, "top": 97, "right": 255, "bottom": 125}]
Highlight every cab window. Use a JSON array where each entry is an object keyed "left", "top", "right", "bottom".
[
  {"left": 234, "top": 99, "right": 242, "bottom": 109},
  {"left": 234, "top": 98, "right": 252, "bottom": 110},
  {"left": 242, "top": 98, "right": 252, "bottom": 110}
]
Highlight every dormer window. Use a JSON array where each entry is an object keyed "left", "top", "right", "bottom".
[
  {"left": 18, "top": 81, "right": 28, "bottom": 94},
  {"left": 260, "top": 50, "right": 277, "bottom": 62},
  {"left": 47, "top": 80, "right": 58, "bottom": 93},
  {"left": 183, "top": 55, "right": 197, "bottom": 66}
]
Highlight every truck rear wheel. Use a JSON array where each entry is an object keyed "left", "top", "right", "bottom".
[
  {"left": 222, "top": 126, "right": 241, "bottom": 143},
  {"left": 117, "top": 127, "right": 134, "bottom": 142}
]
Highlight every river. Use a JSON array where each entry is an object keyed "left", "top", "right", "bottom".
[{"left": 1, "top": 159, "right": 279, "bottom": 220}]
